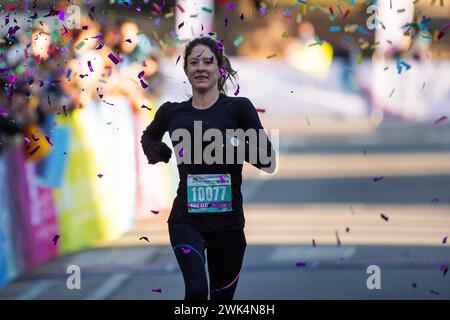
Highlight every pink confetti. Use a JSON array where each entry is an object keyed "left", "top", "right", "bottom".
[
  {"left": 434, "top": 116, "right": 447, "bottom": 124},
  {"left": 256, "top": 108, "right": 266, "bottom": 113},
  {"left": 176, "top": 4, "right": 185, "bottom": 13},
  {"left": 381, "top": 213, "right": 389, "bottom": 222}
]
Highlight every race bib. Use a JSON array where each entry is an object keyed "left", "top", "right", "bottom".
[{"left": 187, "top": 174, "right": 232, "bottom": 213}]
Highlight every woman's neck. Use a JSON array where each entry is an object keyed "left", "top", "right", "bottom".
[{"left": 191, "top": 90, "right": 220, "bottom": 109}]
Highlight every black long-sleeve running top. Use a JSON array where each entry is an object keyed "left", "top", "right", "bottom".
[{"left": 141, "top": 92, "right": 276, "bottom": 232}]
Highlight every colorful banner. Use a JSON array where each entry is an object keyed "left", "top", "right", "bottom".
[{"left": 54, "top": 106, "right": 121, "bottom": 253}]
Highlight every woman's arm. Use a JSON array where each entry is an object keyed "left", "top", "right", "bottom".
[
  {"left": 236, "top": 98, "right": 277, "bottom": 174},
  {"left": 141, "top": 103, "right": 172, "bottom": 164}
]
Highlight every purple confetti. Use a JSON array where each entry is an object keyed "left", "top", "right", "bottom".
[
  {"left": 108, "top": 53, "right": 120, "bottom": 65},
  {"left": 45, "top": 136, "right": 53, "bottom": 147},
  {"left": 95, "top": 41, "right": 104, "bottom": 50},
  {"left": 29, "top": 146, "right": 40, "bottom": 156},
  {"left": 182, "top": 248, "right": 191, "bottom": 254},
  {"left": 88, "top": 61, "right": 94, "bottom": 72},
  {"left": 219, "top": 176, "right": 225, "bottom": 183},
  {"left": 233, "top": 84, "right": 240, "bottom": 96},
  {"left": 443, "top": 236, "right": 448, "bottom": 244},
  {"left": 152, "top": 288, "right": 162, "bottom": 293},
  {"left": 179, "top": 148, "right": 185, "bottom": 157},
  {"left": 373, "top": 176, "right": 384, "bottom": 182},
  {"left": 138, "top": 70, "right": 145, "bottom": 79},
  {"left": 295, "top": 261, "right": 307, "bottom": 267},
  {"left": 381, "top": 213, "right": 389, "bottom": 222},
  {"left": 140, "top": 79, "right": 149, "bottom": 89},
  {"left": 24, "top": 137, "right": 31, "bottom": 145},
  {"left": 97, "top": 173, "right": 103, "bottom": 178},
  {"left": 31, "top": 134, "right": 40, "bottom": 142},
  {"left": 52, "top": 234, "right": 60, "bottom": 245},
  {"left": 58, "top": 10, "right": 65, "bottom": 21}
]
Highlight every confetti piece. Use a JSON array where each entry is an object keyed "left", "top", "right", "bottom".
[
  {"left": 139, "top": 236, "right": 150, "bottom": 242},
  {"left": 357, "top": 52, "right": 362, "bottom": 64},
  {"left": 412, "top": 282, "right": 417, "bottom": 288},
  {"left": 429, "top": 289, "right": 440, "bottom": 296},
  {"left": 233, "top": 84, "right": 240, "bottom": 96},
  {"left": 31, "top": 134, "right": 40, "bottom": 142},
  {"left": 75, "top": 41, "right": 86, "bottom": 50},
  {"left": 346, "top": 227, "right": 350, "bottom": 233},
  {"left": 178, "top": 22, "right": 184, "bottom": 29},
  {"left": 95, "top": 41, "right": 104, "bottom": 50},
  {"left": 224, "top": 18, "right": 229, "bottom": 27},
  {"left": 295, "top": 262, "right": 307, "bottom": 268},
  {"left": 138, "top": 71, "right": 145, "bottom": 79},
  {"left": 441, "top": 265, "right": 448, "bottom": 276},
  {"left": 312, "top": 239, "right": 316, "bottom": 247},
  {"left": 329, "top": 26, "right": 341, "bottom": 32},
  {"left": 202, "top": 7, "right": 213, "bottom": 14},
  {"left": 335, "top": 230, "right": 341, "bottom": 246},
  {"left": 45, "top": 136, "right": 53, "bottom": 147},
  {"left": 240, "top": 13, "right": 244, "bottom": 20},
  {"left": 176, "top": 4, "right": 185, "bottom": 13},
  {"left": 87, "top": 61, "right": 94, "bottom": 72},
  {"left": 97, "top": 174, "right": 103, "bottom": 178},
  {"left": 24, "top": 137, "right": 31, "bottom": 145},
  {"left": 176, "top": 55, "right": 181, "bottom": 65},
  {"left": 152, "top": 288, "right": 162, "bottom": 293},
  {"left": 281, "top": 31, "right": 289, "bottom": 38},
  {"left": 341, "top": 9, "right": 350, "bottom": 19},
  {"left": 179, "top": 148, "right": 184, "bottom": 157},
  {"left": 108, "top": 53, "right": 120, "bottom": 65},
  {"left": 29, "top": 146, "right": 40, "bottom": 156},
  {"left": 150, "top": 210, "right": 159, "bottom": 215},
  {"left": 140, "top": 79, "right": 149, "bottom": 89},
  {"left": 380, "top": 213, "right": 389, "bottom": 222},
  {"left": 443, "top": 236, "right": 448, "bottom": 244},
  {"left": 256, "top": 108, "right": 266, "bottom": 113},
  {"left": 373, "top": 176, "right": 384, "bottom": 182},
  {"left": 182, "top": 248, "right": 191, "bottom": 254},
  {"left": 266, "top": 53, "right": 277, "bottom": 59},
  {"left": 233, "top": 35, "right": 244, "bottom": 47},
  {"left": 389, "top": 88, "right": 395, "bottom": 98},
  {"left": 66, "top": 68, "right": 72, "bottom": 79},
  {"left": 52, "top": 235, "right": 60, "bottom": 245},
  {"left": 434, "top": 116, "right": 447, "bottom": 124},
  {"left": 219, "top": 176, "right": 225, "bottom": 183},
  {"left": 141, "top": 105, "right": 151, "bottom": 111}
]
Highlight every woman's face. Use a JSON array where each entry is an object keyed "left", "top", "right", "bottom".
[{"left": 185, "top": 44, "right": 219, "bottom": 93}]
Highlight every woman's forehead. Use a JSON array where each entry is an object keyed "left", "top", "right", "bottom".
[{"left": 189, "top": 44, "right": 214, "bottom": 58}]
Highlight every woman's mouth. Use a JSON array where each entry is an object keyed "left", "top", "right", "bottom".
[{"left": 194, "top": 75, "right": 208, "bottom": 81}]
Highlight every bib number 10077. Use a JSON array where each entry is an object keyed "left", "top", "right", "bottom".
[
  {"left": 191, "top": 186, "right": 227, "bottom": 202},
  {"left": 187, "top": 174, "right": 232, "bottom": 213}
]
